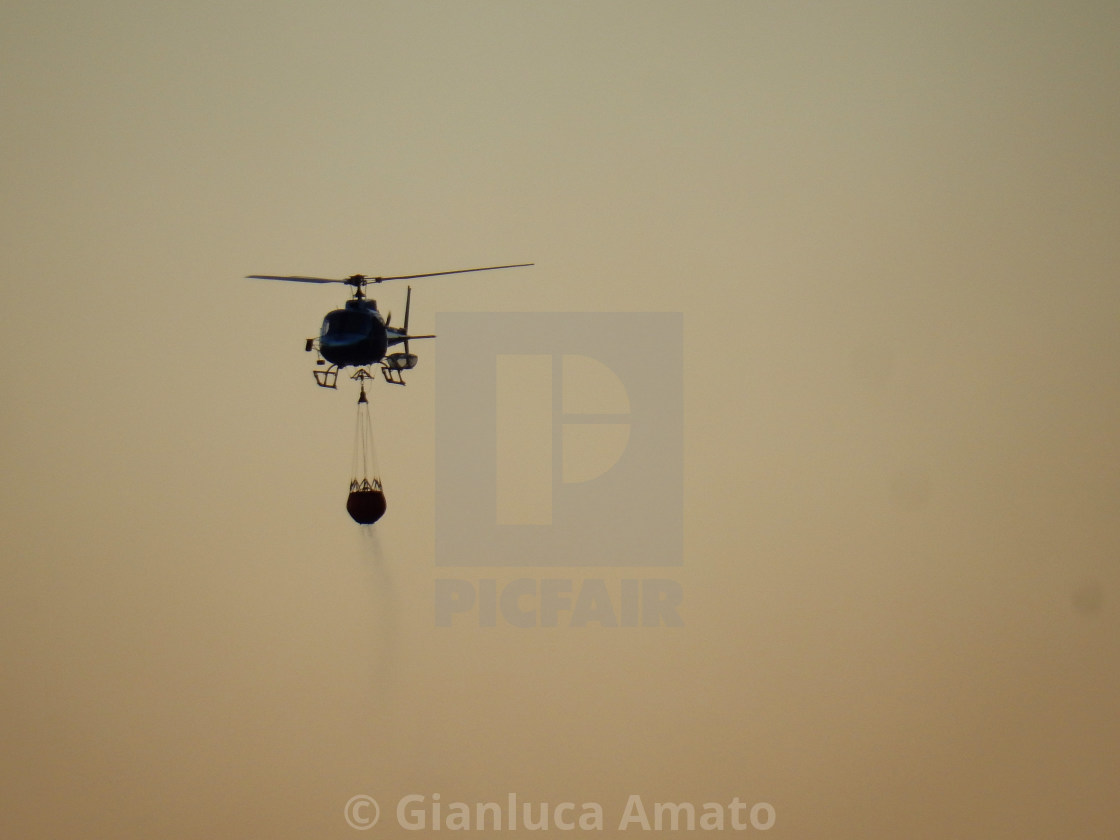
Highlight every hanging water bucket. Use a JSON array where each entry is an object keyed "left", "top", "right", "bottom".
[
  {"left": 347, "top": 478, "right": 387, "bottom": 524},
  {"left": 348, "top": 382, "right": 386, "bottom": 524}
]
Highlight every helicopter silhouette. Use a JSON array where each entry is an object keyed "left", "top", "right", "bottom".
[{"left": 248, "top": 263, "right": 532, "bottom": 387}]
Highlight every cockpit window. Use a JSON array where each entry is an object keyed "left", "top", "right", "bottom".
[{"left": 323, "top": 311, "right": 370, "bottom": 336}]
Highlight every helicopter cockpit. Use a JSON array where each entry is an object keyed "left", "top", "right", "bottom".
[{"left": 322, "top": 307, "right": 373, "bottom": 337}]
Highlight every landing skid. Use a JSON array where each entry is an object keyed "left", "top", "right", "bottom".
[
  {"left": 310, "top": 361, "right": 410, "bottom": 388},
  {"left": 380, "top": 363, "right": 407, "bottom": 386},
  {"left": 313, "top": 363, "right": 339, "bottom": 388},
  {"left": 307, "top": 337, "right": 340, "bottom": 388}
]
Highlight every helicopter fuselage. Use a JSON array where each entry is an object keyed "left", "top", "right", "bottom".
[{"left": 319, "top": 298, "right": 388, "bottom": 367}]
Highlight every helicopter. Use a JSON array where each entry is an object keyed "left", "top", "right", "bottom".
[{"left": 247, "top": 263, "right": 533, "bottom": 387}]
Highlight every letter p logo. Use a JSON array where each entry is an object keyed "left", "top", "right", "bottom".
[{"left": 436, "top": 313, "right": 682, "bottom": 567}]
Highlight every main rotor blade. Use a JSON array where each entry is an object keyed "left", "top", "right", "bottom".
[
  {"left": 371, "top": 263, "right": 533, "bottom": 282},
  {"left": 246, "top": 274, "right": 346, "bottom": 284}
]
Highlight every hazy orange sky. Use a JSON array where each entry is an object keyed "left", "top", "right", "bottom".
[{"left": 2, "top": 2, "right": 1118, "bottom": 837}]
